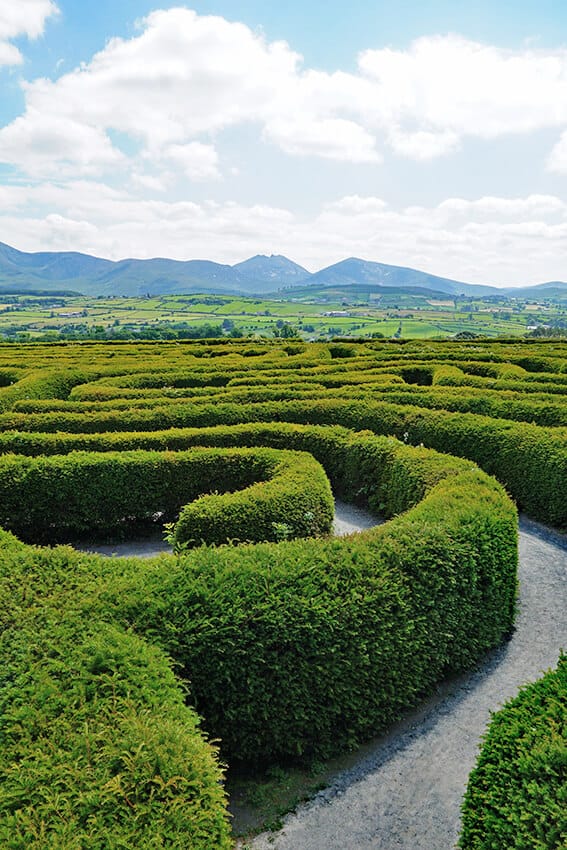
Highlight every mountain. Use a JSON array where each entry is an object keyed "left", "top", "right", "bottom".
[
  {"left": 0, "top": 244, "right": 312, "bottom": 296},
  {"left": 1, "top": 242, "right": 566, "bottom": 299},
  {"left": 303, "top": 257, "right": 501, "bottom": 297},
  {"left": 233, "top": 254, "right": 310, "bottom": 289},
  {"left": 0, "top": 242, "right": 114, "bottom": 287},
  {"left": 90, "top": 258, "right": 248, "bottom": 296},
  {"left": 502, "top": 281, "right": 567, "bottom": 300}
]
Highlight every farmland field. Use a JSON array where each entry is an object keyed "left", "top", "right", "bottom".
[
  {"left": 0, "top": 337, "right": 565, "bottom": 848},
  {"left": 0, "top": 288, "right": 565, "bottom": 341}
]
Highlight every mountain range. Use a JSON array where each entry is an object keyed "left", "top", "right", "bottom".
[{"left": 0, "top": 241, "right": 566, "bottom": 301}]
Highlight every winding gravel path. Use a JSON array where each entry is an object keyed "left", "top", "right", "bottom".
[{"left": 248, "top": 517, "right": 567, "bottom": 850}]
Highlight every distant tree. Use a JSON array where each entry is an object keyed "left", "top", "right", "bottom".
[
  {"left": 454, "top": 331, "right": 478, "bottom": 340},
  {"left": 273, "top": 322, "right": 299, "bottom": 339}
]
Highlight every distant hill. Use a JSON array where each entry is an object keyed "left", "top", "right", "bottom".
[
  {"left": 233, "top": 254, "right": 310, "bottom": 289},
  {"left": 505, "top": 282, "right": 567, "bottom": 300},
  {"left": 302, "top": 257, "right": 501, "bottom": 297},
  {"left": 273, "top": 281, "right": 457, "bottom": 306},
  {"left": 0, "top": 242, "right": 113, "bottom": 287},
  {"left": 1, "top": 242, "right": 566, "bottom": 300}
]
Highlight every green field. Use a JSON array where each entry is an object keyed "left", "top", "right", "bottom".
[{"left": 0, "top": 288, "right": 564, "bottom": 341}]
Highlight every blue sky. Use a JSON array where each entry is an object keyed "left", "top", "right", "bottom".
[{"left": 1, "top": 0, "right": 567, "bottom": 285}]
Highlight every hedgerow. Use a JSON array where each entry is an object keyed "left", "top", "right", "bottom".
[
  {"left": 2, "top": 392, "right": 561, "bottom": 522},
  {"left": 459, "top": 655, "right": 567, "bottom": 849},
  {"left": 0, "top": 545, "right": 231, "bottom": 850},
  {"left": 0, "top": 445, "right": 333, "bottom": 544},
  {"left": 92, "top": 428, "right": 517, "bottom": 765},
  {"left": 0, "top": 421, "right": 518, "bottom": 842},
  {"left": 0, "top": 338, "right": 564, "bottom": 847}
]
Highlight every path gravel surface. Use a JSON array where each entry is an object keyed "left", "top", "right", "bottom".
[
  {"left": 247, "top": 516, "right": 567, "bottom": 850},
  {"left": 72, "top": 499, "right": 378, "bottom": 558}
]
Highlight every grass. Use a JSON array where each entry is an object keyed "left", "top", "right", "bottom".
[{"left": 227, "top": 762, "right": 330, "bottom": 837}]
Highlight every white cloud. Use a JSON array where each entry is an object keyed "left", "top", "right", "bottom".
[
  {"left": 0, "top": 111, "right": 124, "bottom": 176},
  {"left": 0, "top": 0, "right": 58, "bottom": 66},
  {"left": 0, "top": 40, "right": 22, "bottom": 67},
  {"left": 358, "top": 35, "right": 567, "bottom": 153},
  {"left": 547, "top": 131, "right": 567, "bottom": 173},
  {"left": 159, "top": 143, "right": 220, "bottom": 180},
  {"left": 130, "top": 172, "right": 170, "bottom": 193},
  {"left": 4, "top": 12, "right": 567, "bottom": 177},
  {"left": 264, "top": 116, "right": 381, "bottom": 162},
  {"left": 438, "top": 195, "right": 567, "bottom": 218},
  {"left": 386, "top": 128, "right": 460, "bottom": 160},
  {"left": 0, "top": 8, "right": 308, "bottom": 176}
]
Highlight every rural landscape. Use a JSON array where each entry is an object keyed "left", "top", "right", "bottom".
[
  {"left": 1, "top": 242, "right": 567, "bottom": 343},
  {"left": 2, "top": 1, "right": 567, "bottom": 849}
]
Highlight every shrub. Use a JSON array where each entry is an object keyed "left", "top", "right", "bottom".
[
  {"left": 96, "top": 428, "right": 518, "bottom": 765},
  {"left": 173, "top": 448, "right": 333, "bottom": 548},
  {"left": 0, "top": 554, "right": 231, "bottom": 849},
  {"left": 0, "top": 446, "right": 332, "bottom": 544},
  {"left": 460, "top": 655, "right": 567, "bottom": 849}
]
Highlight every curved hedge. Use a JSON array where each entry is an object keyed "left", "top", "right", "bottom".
[
  {"left": 105, "top": 464, "right": 517, "bottom": 765},
  {"left": 0, "top": 445, "right": 333, "bottom": 544},
  {"left": 0, "top": 422, "right": 518, "bottom": 845},
  {"left": 173, "top": 448, "right": 333, "bottom": 549},
  {"left": 0, "top": 394, "right": 560, "bottom": 524},
  {"left": 460, "top": 655, "right": 567, "bottom": 849},
  {"left": 45, "top": 426, "right": 517, "bottom": 766}
]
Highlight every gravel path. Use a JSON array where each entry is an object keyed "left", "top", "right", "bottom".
[
  {"left": 71, "top": 499, "right": 379, "bottom": 558},
  {"left": 247, "top": 516, "right": 567, "bottom": 850}
]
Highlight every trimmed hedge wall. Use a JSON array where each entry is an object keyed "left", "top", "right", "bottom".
[
  {"left": 173, "top": 448, "right": 333, "bottom": 549},
  {"left": 92, "top": 426, "right": 518, "bottom": 765},
  {"left": 460, "top": 655, "right": 567, "bottom": 849},
  {"left": 0, "top": 423, "right": 518, "bottom": 840},
  {"left": 2, "top": 338, "right": 563, "bottom": 846},
  {"left": 0, "top": 445, "right": 333, "bottom": 544},
  {"left": 0, "top": 395, "right": 560, "bottom": 524},
  {"left": 0, "top": 544, "right": 231, "bottom": 849}
]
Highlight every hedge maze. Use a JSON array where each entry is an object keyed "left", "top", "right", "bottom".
[{"left": 0, "top": 337, "right": 565, "bottom": 848}]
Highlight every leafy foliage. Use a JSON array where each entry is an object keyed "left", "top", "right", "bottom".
[
  {"left": 0, "top": 337, "right": 565, "bottom": 845},
  {"left": 460, "top": 655, "right": 567, "bottom": 849}
]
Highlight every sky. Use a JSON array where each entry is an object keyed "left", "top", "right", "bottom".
[{"left": 1, "top": 1, "right": 567, "bottom": 285}]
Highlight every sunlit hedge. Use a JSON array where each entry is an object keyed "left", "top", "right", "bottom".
[
  {"left": 0, "top": 543, "right": 232, "bottom": 849},
  {"left": 0, "top": 445, "right": 333, "bottom": 544},
  {"left": 460, "top": 655, "right": 567, "bottom": 850}
]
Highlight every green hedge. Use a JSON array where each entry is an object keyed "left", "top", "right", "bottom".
[
  {"left": 174, "top": 448, "right": 333, "bottom": 549},
  {"left": 0, "top": 545, "right": 231, "bottom": 849},
  {"left": 0, "top": 369, "right": 92, "bottom": 411},
  {"left": 0, "top": 394, "right": 564, "bottom": 526},
  {"left": 93, "top": 426, "right": 518, "bottom": 765},
  {"left": 2, "top": 338, "right": 558, "bottom": 845},
  {"left": 368, "top": 384, "right": 567, "bottom": 427},
  {"left": 19, "top": 380, "right": 567, "bottom": 427},
  {"left": 0, "top": 424, "right": 518, "bottom": 773},
  {"left": 0, "top": 445, "right": 332, "bottom": 544},
  {"left": 460, "top": 655, "right": 567, "bottom": 849}
]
